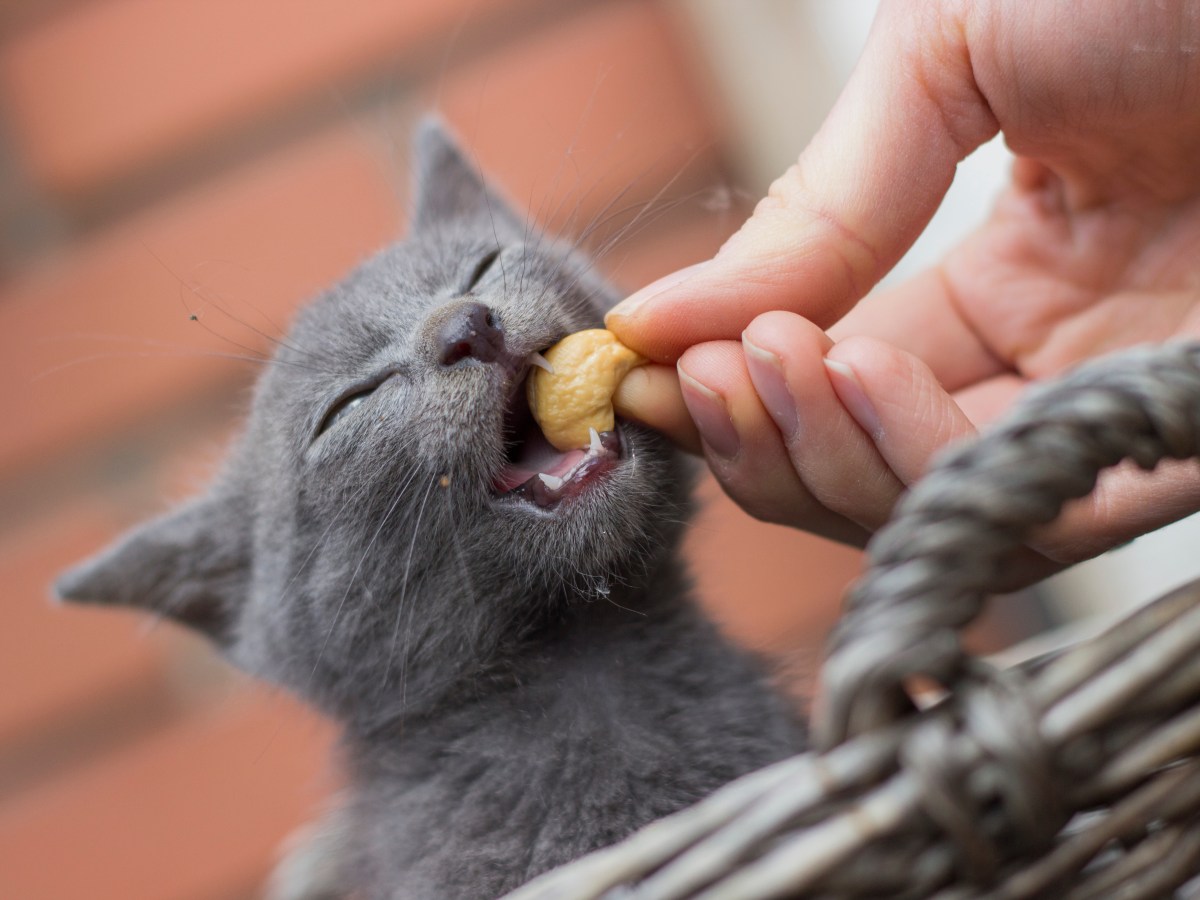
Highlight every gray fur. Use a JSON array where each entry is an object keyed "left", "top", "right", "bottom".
[{"left": 58, "top": 120, "right": 804, "bottom": 899}]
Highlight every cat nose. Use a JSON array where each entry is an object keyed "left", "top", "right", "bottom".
[{"left": 438, "top": 301, "right": 505, "bottom": 366}]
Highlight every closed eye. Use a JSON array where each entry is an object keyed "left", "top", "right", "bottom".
[
  {"left": 313, "top": 366, "right": 410, "bottom": 441},
  {"left": 461, "top": 248, "right": 501, "bottom": 293},
  {"left": 316, "top": 387, "right": 375, "bottom": 437},
  {"left": 314, "top": 368, "right": 404, "bottom": 440},
  {"left": 314, "top": 388, "right": 374, "bottom": 439}
]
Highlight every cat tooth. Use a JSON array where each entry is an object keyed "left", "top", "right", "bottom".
[
  {"left": 538, "top": 473, "right": 565, "bottom": 490},
  {"left": 529, "top": 352, "right": 555, "bottom": 374},
  {"left": 588, "top": 427, "right": 603, "bottom": 455}
]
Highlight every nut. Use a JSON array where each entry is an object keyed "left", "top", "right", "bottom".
[{"left": 527, "top": 329, "right": 646, "bottom": 451}]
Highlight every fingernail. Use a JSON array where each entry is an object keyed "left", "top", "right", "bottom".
[
  {"left": 678, "top": 368, "right": 740, "bottom": 459},
  {"left": 742, "top": 338, "right": 799, "bottom": 438},
  {"left": 824, "top": 358, "right": 883, "bottom": 440},
  {"left": 607, "top": 261, "right": 708, "bottom": 321}
]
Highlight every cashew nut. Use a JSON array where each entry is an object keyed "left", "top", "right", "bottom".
[{"left": 526, "top": 329, "right": 646, "bottom": 451}]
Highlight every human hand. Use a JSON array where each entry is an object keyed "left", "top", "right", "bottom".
[{"left": 608, "top": 0, "right": 1200, "bottom": 584}]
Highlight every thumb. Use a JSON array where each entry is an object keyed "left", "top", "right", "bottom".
[{"left": 607, "top": 1, "right": 998, "bottom": 363}]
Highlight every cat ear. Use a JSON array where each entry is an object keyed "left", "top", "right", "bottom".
[
  {"left": 55, "top": 492, "right": 249, "bottom": 645},
  {"left": 411, "top": 118, "right": 523, "bottom": 233}
]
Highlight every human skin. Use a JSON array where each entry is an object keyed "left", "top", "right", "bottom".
[{"left": 608, "top": 0, "right": 1200, "bottom": 585}]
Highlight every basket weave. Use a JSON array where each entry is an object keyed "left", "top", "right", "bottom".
[{"left": 504, "top": 341, "right": 1200, "bottom": 899}]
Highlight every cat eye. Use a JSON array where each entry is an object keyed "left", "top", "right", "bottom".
[
  {"left": 461, "top": 248, "right": 502, "bottom": 293},
  {"left": 315, "top": 388, "right": 376, "bottom": 438},
  {"left": 312, "top": 367, "right": 409, "bottom": 441}
]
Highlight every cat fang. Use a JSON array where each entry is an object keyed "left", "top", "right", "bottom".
[{"left": 505, "top": 426, "right": 622, "bottom": 509}]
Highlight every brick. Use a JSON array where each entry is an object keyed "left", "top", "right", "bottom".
[
  {"left": 435, "top": 0, "right": 721, "bottom": 240},
  {"left": 0, "top": 499, "right": 170, "bottom": 754},
  {"left": 0, "top": 0, "right": 722, "bottom": 477},
  {"left": 0, "top": 123, "right": 402, "bottom": 477},
  {"left": 0, "top": 2, "right": 79, "bottom": 40},
  {"left": 0, "top": 690, "right": 336, "bottom": 900},
  {"left": 0, "top": 0, "right": 532, "bottom": 198}
]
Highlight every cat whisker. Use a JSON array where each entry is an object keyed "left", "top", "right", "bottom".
[
  {"left": 557, "top": 168, "right": 717, "bottom": 305},
  {"left": 521, "top": 67, "right": 611, "bottom": 255},
  {"left": 308, "top": 451, "right": 419, "bottom": 687},
  {"left": 385, "top": 475, "right": 438, "bottom": 696},
  {"left": 526, "top": 169, "right": 650, "bottom": 312},
  {"left": 141, "top": 242, "right": 344, "bottom": 373},
  {"left": 30, "top": 346, "right": 343, "bottom": 384},
  {"left": 268, "top": 455, "right": 400, "bottom": 633},
  {"left": 541, "top": 189, "right": 706, "bottom": 319}
]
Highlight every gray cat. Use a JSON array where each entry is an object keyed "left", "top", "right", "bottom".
[{"left": 57, "top": 121, "right": 804, "bottom": 899}]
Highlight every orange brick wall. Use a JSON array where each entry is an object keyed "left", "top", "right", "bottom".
[{"left": 0, "top": 3, "right": 864, "bottom": 897}]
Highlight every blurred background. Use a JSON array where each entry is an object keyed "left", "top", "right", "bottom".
[{"left": 1, "top": 1, "right": 1186, "bottom": 897}]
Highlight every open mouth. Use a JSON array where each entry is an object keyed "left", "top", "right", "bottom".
[{"left": 492, "top": 370, "right": 622, "bottom": 510}]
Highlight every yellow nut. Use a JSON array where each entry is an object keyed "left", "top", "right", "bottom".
[{"left": 527, "top": 329, "right": 646, "bottom": 451}]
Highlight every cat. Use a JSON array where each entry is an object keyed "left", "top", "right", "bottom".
[{"left": 56, "top": 120, "right": 805, "bottom": 899}]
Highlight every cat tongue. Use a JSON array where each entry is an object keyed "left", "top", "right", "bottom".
[{"left": 494, "top": 428, "right": 585, "bottom": 493}]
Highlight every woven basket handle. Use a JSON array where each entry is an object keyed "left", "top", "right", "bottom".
[{"left": 815, "top": 341, "right": 1200, "bottom": 749}]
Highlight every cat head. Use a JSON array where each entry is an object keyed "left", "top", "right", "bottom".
[{"left": 56, "top": 120, "right": 689, "bottom": 729}]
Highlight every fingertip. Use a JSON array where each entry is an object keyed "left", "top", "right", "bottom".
[
  {"left": 607, "top": 262, "right": 709, "bottom": 324},
  {"left": 604, "top": 305, "right": 687, "bottom": 365},
  {"left": 825, "top": 336, "right": 977, "bottom": 485},
  {"left": 822, "top": 357, "right": 883, "bottom": 441},
  {"left": 740, "top": 313, "right": 834, "bottom": 431},
  {"left": 742, "top": 309, "right": 834, "bottom": 355},
  {"left": 677, "top": 369, "right": 740, "bottom": 460},
  {"left": 605, "top": 263, "right": 713, "bottom": 363},
  {"left": 828, "top": 334, "right": 953, "bottom": 426}
]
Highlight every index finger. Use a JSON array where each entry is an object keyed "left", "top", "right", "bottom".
[{"left": 606, "top": 1, "right": 999, "bottom": 362}]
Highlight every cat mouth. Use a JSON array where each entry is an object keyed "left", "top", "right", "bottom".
[{"left": 491, "top": 378, "right": 623, "bottom": 510}]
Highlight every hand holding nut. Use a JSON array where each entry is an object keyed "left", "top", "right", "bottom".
[{"left": 527, "top": 330, "right": 646, "bottom": 451}]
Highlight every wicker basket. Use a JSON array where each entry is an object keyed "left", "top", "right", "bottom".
[{"left": 504, "top": 341, "right": 1200, "bottom": 899}]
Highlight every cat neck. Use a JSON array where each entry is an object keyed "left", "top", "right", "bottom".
[{"left": 343, "top": 552, "right": 709, "bottom": 743}]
